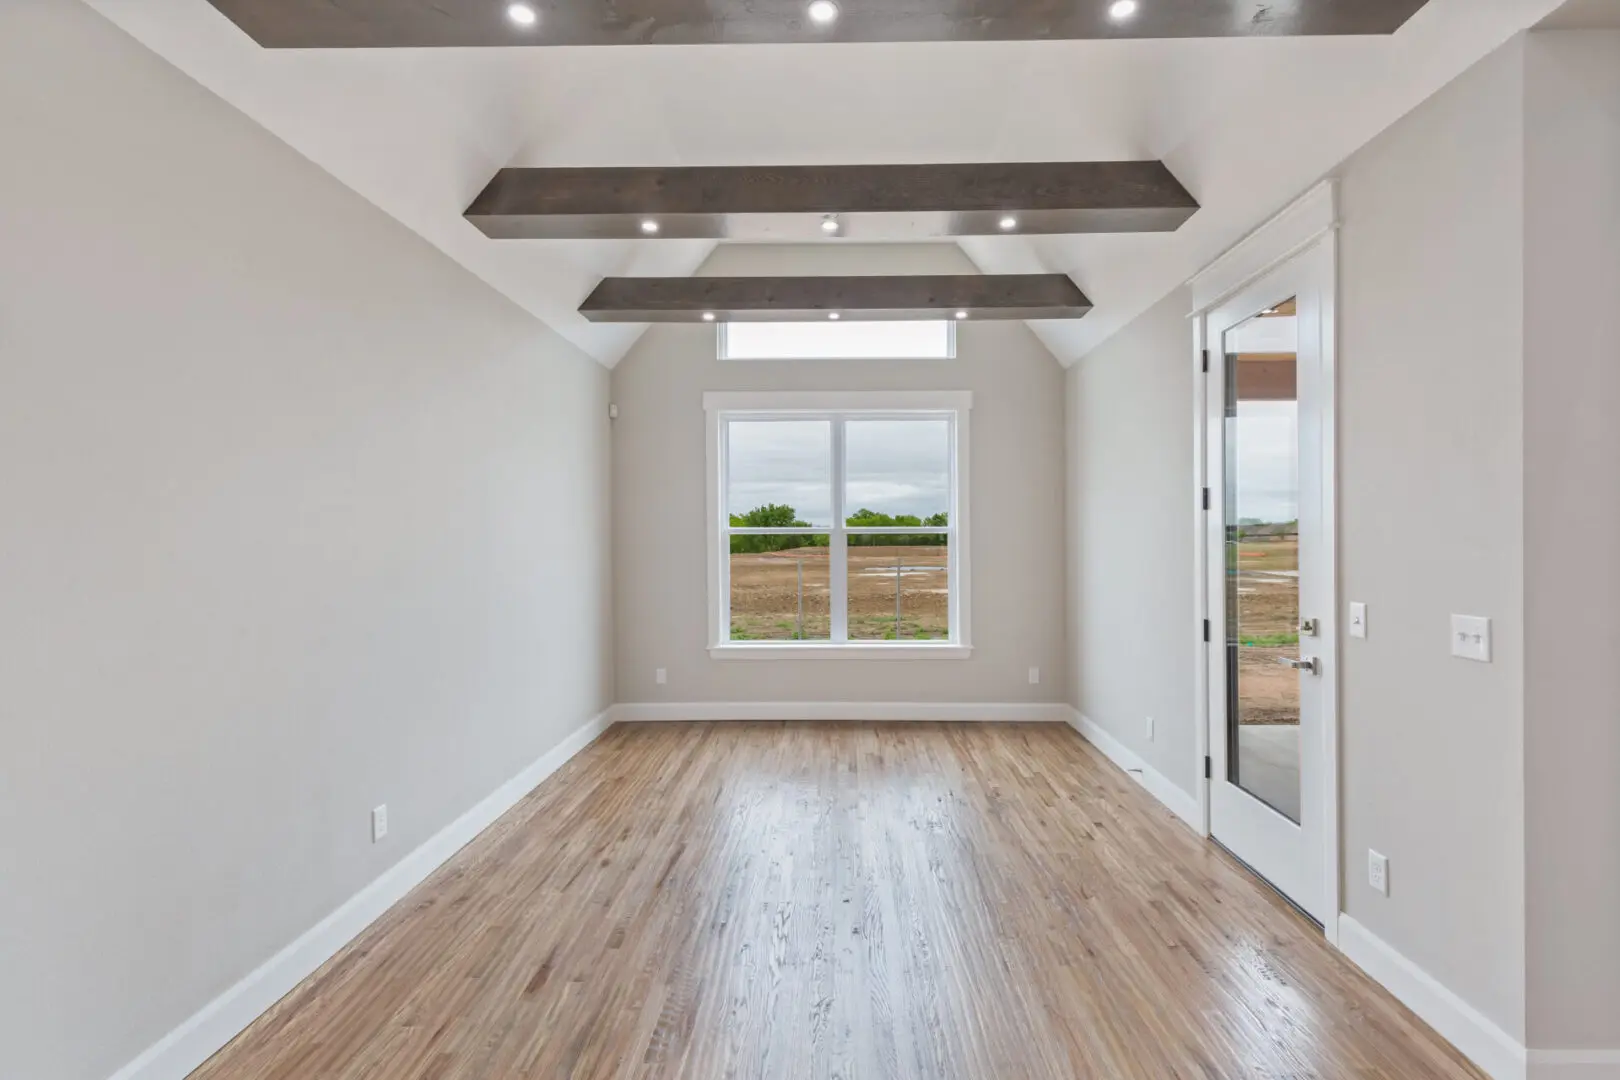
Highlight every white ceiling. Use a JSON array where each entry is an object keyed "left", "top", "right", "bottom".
[{"left": 85, "top": 0, "right": 1566, "bottom": 368}]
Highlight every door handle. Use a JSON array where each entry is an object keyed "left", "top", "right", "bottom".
[{"left": 1277, "top": 656, "right": 1320, "bottom": 675}]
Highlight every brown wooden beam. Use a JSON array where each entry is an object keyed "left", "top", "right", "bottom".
[
  {"left": 578, "top": 274, "right": 1092, "bottom": 322},
  {"left": 467, "top": 162, "right": 1198, "bottom": 240},
  {"left": 205, "top": 0, "right": 1433, "bottom": 49}
]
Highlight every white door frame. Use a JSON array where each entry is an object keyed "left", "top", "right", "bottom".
[{"left": 1188, "top": 181, "right": 1341, "bottom": 946}]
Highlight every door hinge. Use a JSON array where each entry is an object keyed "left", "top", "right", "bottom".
[
  {"left": 1203, "top": 619, "right": 1211, "bottom": 643},
  {"left": 1204, "top": 755, "right": 1213, "bottom": 780},
  {"left": 1202, "top": 487, "right": 1211, "bottom": 511},
  {"left": 1201, "top": 348, "right": 1210, "bottom": 374}
]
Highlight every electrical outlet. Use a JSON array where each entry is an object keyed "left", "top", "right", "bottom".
[
  {"left": 1028, "top": 667, "right": 1040, "bottom": 686},
  {"left": 1451, "top": 615, "right": 1491, "bottom": 662},
  {"left": 1368, "top": 850, "right": 1389, "bottom": 896},
  {"left": 1349, "top": 602, "right": 1368, "bottom": 640},
  {"left": 655, "top": 667, "right": 667, "bottom": 685},
  {"left": 371, "top": 805, "right": 388, "bottom": 843},
  {"left": 1145, "top": 716, "right": 1156, "bottom": 741}
]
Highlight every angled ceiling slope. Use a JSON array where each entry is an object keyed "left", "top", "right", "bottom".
[
  {"left": 86, "top": 0, "right": 1568, "bottom": 369},
  {"left": 202, "top": 0, "right": 1433, "bottom": 48}
]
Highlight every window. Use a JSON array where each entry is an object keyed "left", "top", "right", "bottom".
[
  {"left": 719, "top": 321, "right": 955, "bottom": 361},
  {"left": 705, "top": 391, "right": 971, "bottom": 657}
]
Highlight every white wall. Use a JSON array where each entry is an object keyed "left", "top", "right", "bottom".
[
  {"left": 1066, "top": 28, "right": 1620, "bottom": 1064},
  {"left": 1334, "top": 36, "right": 1529, "bottom": 1041},
  {"left": 611, "top": 244, "right": 1067, "bottom": 707},
  {"left": 1064, "top": 288, "right": 1198, "bottom": 796},
  {"left": 1522, "top": 28, "right": 1620, "bottom": 1055},
  {"left": 0, "top": 5, "right": 613, "bottom": 1079}
]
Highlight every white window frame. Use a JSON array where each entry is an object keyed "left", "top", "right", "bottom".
[{"left": 704, "top": 390, "right": 973, "bottom": 659}]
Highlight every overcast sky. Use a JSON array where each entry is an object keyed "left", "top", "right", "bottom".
[
  {"left": 727, "top": 419, "right": 951, "bottom": 523},
  {"left": 1233, "top": 401, "right": 1299, "bottom": 524},
  {"left": 727, "top": 409, "right": 1294, "bottom": 526}
]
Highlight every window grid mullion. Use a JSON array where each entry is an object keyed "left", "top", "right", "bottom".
[{"left": 831, "top": 417, "right": 848, "bottom": 643}]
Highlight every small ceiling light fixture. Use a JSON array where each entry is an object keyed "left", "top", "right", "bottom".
[
  {"left": 1109, "top": 0, "right": 1139, "bottom": 20},
  {"left": 999, "top": 215, "right": 1019, "bottom": 231},
  {"left": 639, "top": 219, "right": 660, "bottom": 235},
  {"left": 821, "top": 215, "right": 841, "bottom": 234},
  {"left": 828, "top": 312, "right": 842, "bottom": 320},
  {"left": 506, "top": 2, "right": 539, "bottom": 27},
  {"left": 955, "top": 310, "right": 969, "bottom": 320},
  {"left": 807, "top": 0, "right": 840, "bottom": 26},
  {"left": 701, "top": 312, "right": 716, "bottom": 322}
]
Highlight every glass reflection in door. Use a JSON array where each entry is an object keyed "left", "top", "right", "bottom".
[{"left": 1223, "top": 298, "right": 1301, "bottom": 823}]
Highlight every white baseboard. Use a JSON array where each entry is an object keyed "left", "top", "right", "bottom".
[
  {"left": 1337, "top": 915, "right": 1528, "bottom": 1080},
  {"left": 609, "top": 701, "right": 1073, "bottom": 723},
  {"left": 106, "top": 708, "right": 614, "bottom": 1080},
  {"left": 1069, "top": 711, "right": 1204, "bottom": 833},
  {"left": 1529, "top": 1050, "right": 1620, "bottom": 1080}
]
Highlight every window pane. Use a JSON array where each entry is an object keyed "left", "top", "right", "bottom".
[
  {"left": 727, "top": 420, "right": 833, "bottom": 528},
  {"left": 847, "top": 534, "right": 950, "bottom": 642},
  {"left": 845, "top": 419, "right": 951, "bottom": 526},
  {"left": 730, "top": 544, "right": 831, "bottom": 641},
  {"left": 722, "top": 321, "right": 952, "bottom": 361},
  {"left": 1223, "top": 298, "right": 1302, "bottom": 824}
]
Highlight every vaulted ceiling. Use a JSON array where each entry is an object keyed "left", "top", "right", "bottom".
[{"left": 85, "top": 0, "right": 1565, "bottom": 367}]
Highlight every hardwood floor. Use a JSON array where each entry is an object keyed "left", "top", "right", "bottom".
[{"left": 190, "top": 723, "right": 1485, "bottom": 1080}]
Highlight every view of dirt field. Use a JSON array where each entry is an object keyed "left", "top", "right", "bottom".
[
  {"left": 730, "top": 545, "right": 949, "bottom": 641},
  {"left": 1233, "top": 537, "right": 1301, "bottom": 725}
]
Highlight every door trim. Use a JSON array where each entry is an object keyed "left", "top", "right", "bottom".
[{"left": 1189, "top": 181, "right": 1340, "bottom": 946}]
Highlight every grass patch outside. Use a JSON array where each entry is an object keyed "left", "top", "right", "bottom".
[{"left": 1240, "top": 632, "right": 1300, "bottom": 648}]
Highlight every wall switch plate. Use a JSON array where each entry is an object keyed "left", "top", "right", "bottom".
[
  {"left": 1349, "top": 602, "right": 1368, "bottom": 640},
  {"left": 1145, "top": 716, "right": 1155, "bottom": 741},
  {"left": 371, "top": 805, "right": 388, "bottom": 843},
  {"left": 1450, "top": 615, "right": 1492, "bottom": 662},
  {"left": 1028, "top": 667, "right": 1040, "bottom": 685},
  {"left": 1368, "top": 850, "right": 1389, "bottom": 896},
  {"left": 655, "top": 668, "right": 667, "bottom": 685}
]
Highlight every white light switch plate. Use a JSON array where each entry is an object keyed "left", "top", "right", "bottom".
[
  {"left": 371, "top": 805, "right": 388, "bottom": 843},
  {"left": 655, "top": 668, "right": 667, "bottom": 685},
  {"left": 1450, "top": 615, "right": 1492, "bottom": 662},
  {"left": 1349, "top": 602, "right": 1368, "bottom": 640}
]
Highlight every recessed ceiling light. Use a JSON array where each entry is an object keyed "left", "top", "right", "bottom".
[
  {"left": 999, "top": 215, "right": 1019, "bottom": 231},
  {"left": 821, "top": 216, "right": 841, "bottom": 233},
  {"left": 955, "top": 310, "right": 969, "bottom": 320},
  {"left": 702, "top": 312, "right": 716, "bottom": 322},
  {"left": 807, "top": 0, "right": 840, "bottom": 26},
  {"left": 639, "top": 219, "right": 660, "bottom": 235},
  {"left": 1109, "top": 0, "right": 1139, "bottom": 20},
  {"left": 828, "top": 312, "right": 841, "bottom": 320},
  {"left": 506, "top": 3, "right": 538, "bottom": 27}
]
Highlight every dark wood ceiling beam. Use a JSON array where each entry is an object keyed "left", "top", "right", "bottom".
[
  {"left": 578, "top": 274, "right": 1092, "bottom": 322},
  {"left": 466, "top": 162, "right": 1198, "bottom": 240},
  {"left": 205, "top": 0, "right": 1434, "bottom": 49}
]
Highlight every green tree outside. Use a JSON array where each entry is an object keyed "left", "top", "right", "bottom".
[{"left": 728, "top": 504, "right": 949, "bottom": 553}]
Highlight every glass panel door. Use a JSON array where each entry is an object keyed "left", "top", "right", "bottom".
[
  {"left": 1224, "top": 298, "right": 1302, "bottom": 823},
  {"left": 1204, "top": 237, "right": 1333, "bottom": 929}
]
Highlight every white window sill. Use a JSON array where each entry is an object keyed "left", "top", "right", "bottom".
[{"left": 709, "top": 643, "right": 973, "bottom": 661}]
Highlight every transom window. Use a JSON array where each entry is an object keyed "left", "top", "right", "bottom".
[
  {"left": 719, "top": 320, "right": 955, "bottom": 361},
  {"left": 704, "top": 391, "right": 972, "bottom": 657}
]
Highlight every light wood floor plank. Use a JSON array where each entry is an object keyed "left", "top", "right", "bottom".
[{"left": 188, "top": 722, "right": 1486, "bottom": 1080}]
